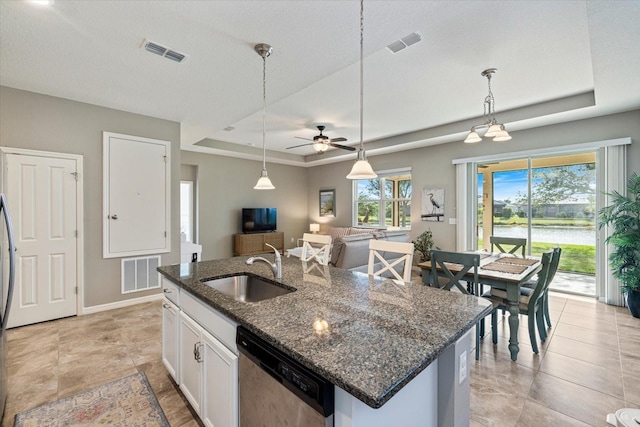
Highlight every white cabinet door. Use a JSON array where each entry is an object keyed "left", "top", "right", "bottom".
[
  {"left": 162, "top": 298, "right": 179, "bottom": 381},
  {"left": 179, "top": 311, "right": 203, "bottom": 416},
  {"left": 103, "top": 132, "right": 170, "bottom": 258},
  {"left": 202, "top": 329, "right": 238, "bottom": 427}
]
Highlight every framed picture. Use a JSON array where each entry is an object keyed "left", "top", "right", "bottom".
[
  {"left": 421, "top": 188, "right": 444, "bottom": 221},
  {"left": 319, "top": 189, "right": 336, "bottom": 217}
]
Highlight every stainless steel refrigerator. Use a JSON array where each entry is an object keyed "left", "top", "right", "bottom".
[{"left": 0, "top": 194, "right": 16, "bottom": 420}]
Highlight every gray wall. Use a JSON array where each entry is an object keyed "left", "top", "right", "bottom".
[
  {"left": 0, "top": 86, "right": 181, "bottom": 308},
  {"left": 307, "top": 110, "right": 640, "bottom": 251},
  {"left": 181, "top": 150, "right": 309, "bottom": 259}
]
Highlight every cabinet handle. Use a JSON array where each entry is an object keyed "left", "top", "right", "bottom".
[
  {"left": 110, "top": 214, "right": 118, "bottom": 220},
  {"left": 162, "top": 303, "right": 170, "bottom": 309},
  {"left": 193, "top": 342, "right": 203, "bottom": 363},
  {"left": 163, "top": 288, "right": 171, "bottom": 293}
]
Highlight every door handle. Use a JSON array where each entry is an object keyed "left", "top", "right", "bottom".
[{"left": 110, "top": 214, "right": 118, "bottom": 220}]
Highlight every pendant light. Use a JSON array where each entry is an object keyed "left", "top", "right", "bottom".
[
  {"left": 347, "top": 0, "right": 377, "bottom": 180},
  {"left": 254, "top": 43, "right": 275, "bottom": 190},
  {"left": 463, "top": 68, "right": 512, "bottom": 143}
]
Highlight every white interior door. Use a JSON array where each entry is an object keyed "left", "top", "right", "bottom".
[{"left": 5, "top": 153, "right": 78, "bottom": 328}]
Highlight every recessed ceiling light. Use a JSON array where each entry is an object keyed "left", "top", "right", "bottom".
[{"left": 29, "top": 0, "right": 54, "bottom": 6}]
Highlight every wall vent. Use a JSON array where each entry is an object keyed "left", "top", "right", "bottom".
[
  {"left": 121, "top": 255, "right": 161, "bottom": 294},
  {"left": 141, "top": 39, "right": 189, "bottom": 63},
  {"left": 386, "top": 32, "right": 422, "bottom": 54}
]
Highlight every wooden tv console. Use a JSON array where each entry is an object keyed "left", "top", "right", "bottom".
[{"left": 233, "top": 231, "right": 284, "bottom": 256}]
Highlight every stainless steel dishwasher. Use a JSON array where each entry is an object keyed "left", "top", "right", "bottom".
[{"left": 236, "top": 326, "right": 334, "bottom": 427}]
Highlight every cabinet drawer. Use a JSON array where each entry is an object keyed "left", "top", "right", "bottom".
[
  {"left": 162, "top": 277, "right": 180, "bottom": 305},
  {"left": 181, "top": 290, "right": 238, "bottom": 354}
]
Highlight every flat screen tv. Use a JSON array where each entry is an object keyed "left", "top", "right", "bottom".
[{"left": 242, "top": 208, "right": 277, "bottom": 233}]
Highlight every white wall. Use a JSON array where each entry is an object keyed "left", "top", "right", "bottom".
[{"left": 181, "top": 150, "right": 309, "bottom": 259}]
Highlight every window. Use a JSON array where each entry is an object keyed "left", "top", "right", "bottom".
[
  {"left": 180, "top": 181, "right": 193, "bottom": 242},
  {"left": 352, "top": 170, "right": 412, "bottom": 229}
]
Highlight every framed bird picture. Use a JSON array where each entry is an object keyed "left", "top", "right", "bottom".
[{"left": 421, "top": 188, "right": 444, "bottom": 221}]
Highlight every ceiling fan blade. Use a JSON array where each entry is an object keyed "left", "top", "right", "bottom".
[
  {"left": 294, "top": 136, "right": 313, "bottom": 141},
  {"left": 329, "top": 142, "right": 356, "bottom": 151},
  {"left": 286, "top": 142, "right": 315, "bottom": 150},
  {"left": 329, "top": 137, "right": 347, "bottom": 142}
]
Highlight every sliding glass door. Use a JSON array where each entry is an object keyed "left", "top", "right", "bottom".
[{"left": 476, "top": 152, "right": 596, "bottom": 296}]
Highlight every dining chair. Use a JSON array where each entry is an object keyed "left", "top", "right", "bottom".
[
  {"left": 484, "top": 250, "right": 553, "bottom": 354},
  {"left": 300, "top": 233, "right": 332, "bottom": 265},
  {"left": 522, "top": 247, "right": 562, "bottom": 334},
  {"left": 429, "top": 250, "right": 498, "bottom": 360},
  {"left": 367, "top": 239, "right": 414, "bottom": 283},
  {"left": 490, "top": 236, "right": 527, "bottom": 257}
]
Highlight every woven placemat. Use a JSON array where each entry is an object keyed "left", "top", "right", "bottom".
[
  {"left": 494, "top": 257, "right": 538, "bottom": 266},
  {"left": 481, "top": 261, "right": 528, "bottom": 275}
]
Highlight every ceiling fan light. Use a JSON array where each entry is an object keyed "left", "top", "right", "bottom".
[
  {"left": 493, "top": 129, "right": 512, "bottom": 142},
  {"left": 484, "top": 123, "right": 502, "bottom": 137},
  {"left": 254, "top": 169, "right": 275, "bottom": 190},
  {"left": 313, "top": 142, "right": 328, "bottom": 153},
  {"left": 464, "top": 131, "right": 482, "bottom": 143}
]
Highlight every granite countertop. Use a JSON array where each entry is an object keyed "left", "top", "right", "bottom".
[{"left": 158, "top": 256, "right": 492, "bottom": 409}]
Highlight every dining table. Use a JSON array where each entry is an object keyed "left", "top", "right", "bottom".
[{"left": 418, "top": 252, "right": 542, "bottom": 361}]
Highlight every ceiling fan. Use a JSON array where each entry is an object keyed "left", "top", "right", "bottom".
[{"left": 286, "top": 125, "right": 355, "bottom": 154}]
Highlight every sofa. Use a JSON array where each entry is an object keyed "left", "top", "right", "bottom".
[{"left": 327, "top": 227, "right": 412, "bottom": 272}]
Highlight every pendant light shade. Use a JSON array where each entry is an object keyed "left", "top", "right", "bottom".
[
  {"left": 346, "top": 148, "right": 377, "bottom": 179},
  {"left": 253, "top": 43, "right": 275, "bottom": 190},
  {"left": 254, "top": 168, "right": 275, "bottom": 190},
  {"left": 347, "top": 0, "right": 377, "bottom": 180}
]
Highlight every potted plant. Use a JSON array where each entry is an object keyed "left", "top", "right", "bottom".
[
  {"left": 413, "top": 229, "right": 436, "bottom": 262},
  {"left": 598, "top": 172, "right": 640, "bottom": 318}
]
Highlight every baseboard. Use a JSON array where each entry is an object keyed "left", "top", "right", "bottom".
[{"left": 81, "top": 293, "right": 163, "bottom": 315}]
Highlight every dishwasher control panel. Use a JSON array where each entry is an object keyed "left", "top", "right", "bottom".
[{"left": 278, "top": 362, "right": 318, "bottom": 399}]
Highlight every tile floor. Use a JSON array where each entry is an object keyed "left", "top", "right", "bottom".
[
  {"left": 2, "top": 301, "right": 200, "bottom": 427},
  {"left": 3, "top": 293, "right": 639, "bottom": 427}
]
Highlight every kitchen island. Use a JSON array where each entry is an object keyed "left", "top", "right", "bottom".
[{"left": 158, "top": 256, "right": 491, "bottom": 426}]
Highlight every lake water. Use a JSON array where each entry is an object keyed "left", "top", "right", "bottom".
[{"left": 479, "top": 225, "right": 595, "bottom": 246}]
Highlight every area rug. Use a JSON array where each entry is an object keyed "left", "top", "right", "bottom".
[{"left": 14, "top": 372, "right": 169, "bottom": 426}]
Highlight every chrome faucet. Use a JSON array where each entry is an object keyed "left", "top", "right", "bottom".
[{"left": 246, "top": 243, "right": 282, "bottom": 280}]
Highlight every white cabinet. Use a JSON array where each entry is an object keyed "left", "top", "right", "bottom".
[
  {"left": 202, "top": 329, "right": 238, "bottom": 427},
  {"left": 162, "top": 298, "right": 179, "bottom": 381},
  {"left": 175, "top": 293, "right": 239, "bottom": 427},
  {"left": 179, "top": 311, "right": 204, "bottom": 415}
]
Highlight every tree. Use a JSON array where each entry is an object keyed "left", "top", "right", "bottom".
[{"left": 516, "top": 163, "right": 595, "bottom": 208}]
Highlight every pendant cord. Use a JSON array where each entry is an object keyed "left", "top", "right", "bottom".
[
  {"left": 359, "top": 0, "right": 364, "bottom": 151},
  {"left": 262, "top": 54, "right": 267, "bottom": 170}
]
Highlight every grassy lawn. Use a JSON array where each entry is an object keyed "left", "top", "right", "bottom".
[
  {"left": 478, "top": 238, "right": 595, "bottom": 274},
  {"left": 490, "top": 216, "right": 595, "bottom": 228}
]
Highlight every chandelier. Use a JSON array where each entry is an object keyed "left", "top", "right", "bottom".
[{"left": 463, "top": 68, "right": 511, "bottom": 143}]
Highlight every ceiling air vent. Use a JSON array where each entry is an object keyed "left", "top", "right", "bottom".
[
  {"left": 386, "top": 32, "right": 422, "bottom": 54},
  {"left": 141, "top": 39, "right": 189, "bottom": 63}
]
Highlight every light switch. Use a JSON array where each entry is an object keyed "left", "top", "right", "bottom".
[{"left": 449, "top": 218, "right": 457, "bottom": 225}]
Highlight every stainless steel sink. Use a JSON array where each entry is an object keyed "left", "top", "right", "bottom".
[{"left": 202, "top": 275, "right": 294, "bottom": 303}]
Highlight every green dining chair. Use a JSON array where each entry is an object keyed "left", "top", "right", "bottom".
[
  {"left": 430, "top": 250, "right": 498, "bottom": 360},
  {"left": 490, "top": 236, "right": 527, "bottom": 257},
  {"left": 522, "top": 247, "right": 562, "bottom": 335},
  {"left": 483, "top": 250, "right": 553, "bottom": 354}
]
